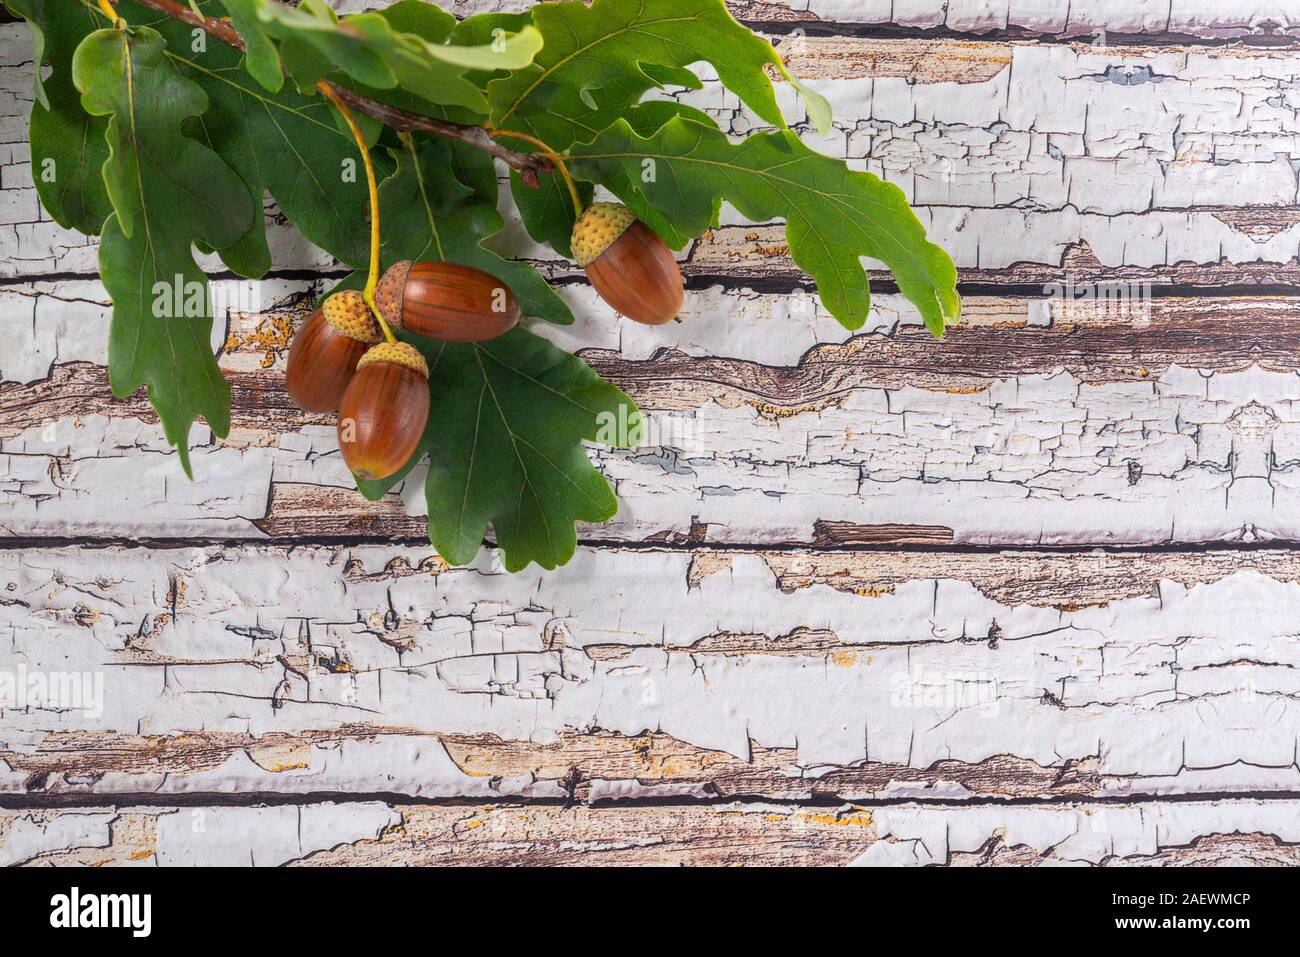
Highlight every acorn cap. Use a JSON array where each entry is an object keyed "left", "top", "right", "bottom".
[
  {"left": 322, "top": 290, "right": 381, "bottom": 343},
  {"left": 571, "top": 202, "right": 638, "bottom": 268},
  {"left": 357, "top": 340, "right": 429, "bottom": 379},
  {"left": 375, "top": 260, "right": 413, "bottom": 329}
]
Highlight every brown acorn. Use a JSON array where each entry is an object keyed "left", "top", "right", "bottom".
[
  {"left": 571, "top": 203, "right": 683, "bottom": 325},
  {"left": 375, "top": 260, "right": 520, "bottom": 341},
  {"left": 337, "top": 341, "right": 430, "bottom": 482},
  {"left": 285, "top": 290, "right": 381, "bottom": 413}
]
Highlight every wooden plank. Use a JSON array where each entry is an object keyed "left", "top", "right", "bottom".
[
  {"left": 5, "top": 542, "right": 1300, "bottom": 800},
  {"left": 434, "top": 2, "right": 1300, "bottom": 42},
  {"left": 793, "top": 1, "right": 1300, "bottom": 41},
  {"left": 6, "top": 26, "right": 1300, "bottom": 284},
  {"left": 3, "top": 0, "right": 1299, "bottom": 868},
  {"left": 4, "top": 282, "right": 1299, "bottom": 546},
  {"left": 0, "top": 728, "right": 1103, "bottom": 803},
  {"left": 7, "top": 800, "right": 1300, "bottom": 866},
  {"left": 0, "top": 802, "right": 402, "bottom": 867}
]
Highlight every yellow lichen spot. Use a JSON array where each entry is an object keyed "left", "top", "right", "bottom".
[
  {"left": 853, "top": 586, "right": 892, "bottom": 598},
  {"left": 224, "top": 314, "right": 296, "bottom": 367},
  {"left": 831, "top": 650, "right": 858, "bottom": 668},
  {"left": 749, "top": 399, "right": 834, "bottom": 421},
  {"left": 800, "top": 809, "right": 873, "bottom": 828},
  {"left": 265, "top": 760, "right": 311, "bottom": 773}
]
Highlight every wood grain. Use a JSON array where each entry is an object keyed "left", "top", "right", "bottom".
[
  {"left": 8, "top": 800, "right": 1300, "bottom": 866},
  {"left": 6, "top": 28, "right": 1300, "bottom": 284},
  {"left": 5, "top": 284, "right": 1300, "bottom": 546},
  {"left": 5, "top": 0, "right": 1300, "bottom": 865},
  {"left": 5, "top": 542, "right": 1300, "bottom": 802},
  {"left": 421, "top": 1, "right": 1300, "bottom": 41},
  {"left": 0, "top": 729, "right": 1104, "bottom": 802}
]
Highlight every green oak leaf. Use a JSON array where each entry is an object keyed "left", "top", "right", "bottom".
[
  {"left": 274, "top": 27, "right": 335, "bottom": 94},
  {"left": 259, "top": 0, "right": 392, "bottom": 91},
  {"left": 157, "top": 9, "right": 377, "bottom": 271},
  {"left": 623, "top": 98, "right": 718, "bottom": 136},
  {"left": 357, "top": 327, "right": 636, "bottom": 571},
  {"left": 485, "top": 0, "right": 827, "bottom": 256},
  {"left": 7, "top": 0, "right": 112, "bottom": 234},
  {"left": 510, "top": 172, "right": 593, "bottom": 260},
  {"left": 188, "top": 102, "right": 273, "bottom": 279},
  {"left": 15, "top": 0, "right": 313, "bottom": 273},
  {"left": 775, "top": 60, "right": 831, "bottom": 135},
  {"left": 215, "top": 0, "right": 283, "bottom": 92},
  {"left": 339, "top": 11, "right": 488, "bottom": 115},
  {"left": 569, "top": 115, "right": 960, "bottom": 335},
  {"left": 250, "top": 0, "right": 541, "bottom": 113},
  {"left": 6, "top": 0, "right": 52, "bottom": 109},
  {"left": 342, "top": 0, "right": 544, "bottom": 76},
  {"left": 74, "top": 26, "right": 254, "bottom": 475},
  {"left": 487, "top": 0, "right": 829, "bottom": 148},
  {"left": 511, "top": 100, "right": 716, "bottom": 257},
  {"left": 339, "top": 0, "right": 489, "bottom": 122},
  {"left": 377, "top": 135, "right": 572, "bottom": 325},
  {"left": 347, "top": 133, "right": 627, "bottom": 569},
  {"left": 443, "top": 10, "right": 541, "bottom": 92}
]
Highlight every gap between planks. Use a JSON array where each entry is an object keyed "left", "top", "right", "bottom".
[
  {"left": 6, "top": 269, "right": 1300, "bottom": 300},
  {"left": 11, "top": 789, "right": 1300, "bottom": 812},
  {"left": 14, "top": 536, "right": 1300, "bottom": 555}
]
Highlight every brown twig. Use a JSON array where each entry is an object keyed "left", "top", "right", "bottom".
[{"left": 128, "top": 0, "right": 555, "bottom": 186}]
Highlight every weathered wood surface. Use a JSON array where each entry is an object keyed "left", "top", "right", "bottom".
[
  {"left": 4, "top": 282, "right": 1299, "bottom": 546},
  {"left": 6, "top": 26, "right": 1300, "bottom": 285},
  {"left": 420, "top": 1, "right": 1300, "bottom": 41},
  {"left": 4, "top": 543, "right": 1300, "bottom": 801},
  {"left": 8, "top": 801, "right": 1300, "bottom": 866},
  {"left": 5, "top": 0, "right": 1300, "bottom": 865}
]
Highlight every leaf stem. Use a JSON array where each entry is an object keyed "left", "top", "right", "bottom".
[
  {"left": 96, "top": 0, "right": 123, "bottom": 25},
  {"left": 318, "top": 83, "right": 395, "bottom": 344},
  {"left": 119, "top": 0, "right": 558, "bottom": 187},
  {"left": 486, "top": 129, "right": 584, "bottom": 218}
]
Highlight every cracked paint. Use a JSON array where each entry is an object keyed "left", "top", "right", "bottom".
[{"left": 4, "top": 0, "right": 1300, "bottom": 865}]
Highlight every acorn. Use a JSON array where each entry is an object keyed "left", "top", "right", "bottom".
[
  {"left": 285, "top": 290, "right": 381, "bottom": 413},
  {"left": 375, "top": 260, "right": 520, "bottom": 341},
  {"left": 337, "top": 341, "right": 430, "bottom": 482},
  {"left": 571, "top": 202, "right": 683, "bottom": 325}
]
